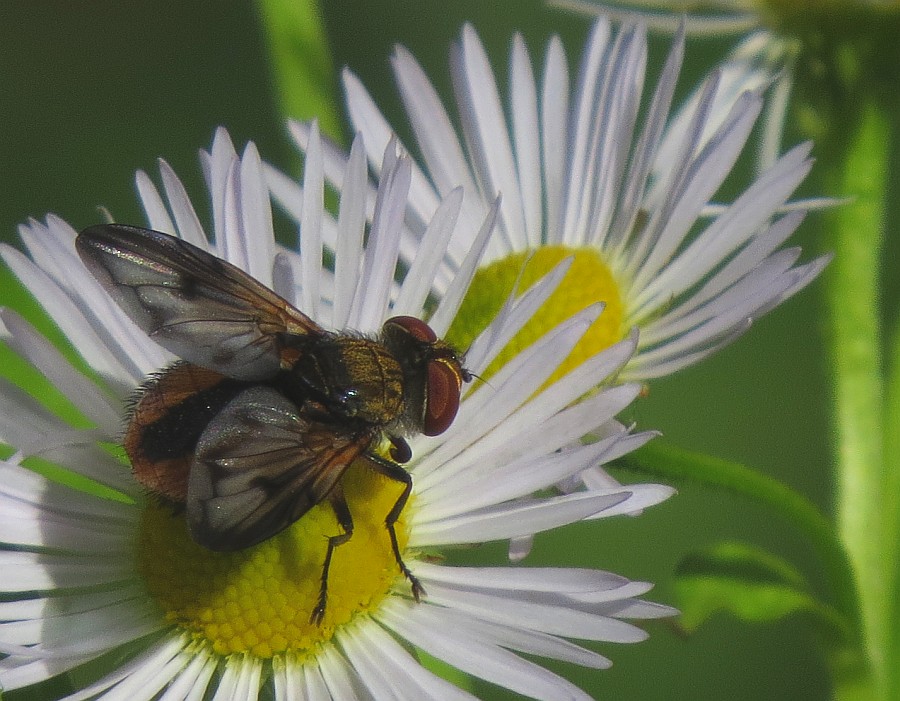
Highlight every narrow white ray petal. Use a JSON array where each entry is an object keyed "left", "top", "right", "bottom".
[
  {"left": 510, "top": 33, "right": 542, "bottom": 248},
  {"left": 205, "top": 127, "right": 239, "bottom": 246},
  {"left": 452, "top": 25, "right": 525, "bottom": 249},
  {"left": 427, "top": 197, "right": 499, "bottom": 337},
  {"left": 417, "top": 581, "right": 648, "bottom": 643},
  {"left": 3, "top": 601, "right": 161, "bottom": 658},
  {"left": 239, "top": 142, "right": 277, "bottom": 288},
  {"left": 3, "top": 242, "right": 146, "bottom": 389},
  {"left": 625, "top": 320, "right": 753, "bottom": 379},
  {"left": 541, "top": 35, "right": 569, "bottom": 243},
  {"left": 158, "top": 647, "right": 217, "bottom": 701},
  {"left": 622, "top": 73, "right": 720, "bottom": 276},
  {"left": 421, "top": 424, "right": 649, "bottom": 518},
  {"left": 342, "top": 68, "right": 443, "bottom": 236},
  {"left": 135, "top": 170, "right": 177, "bottom": 235},
  {"left": 566, "top": 580, "right": 656, "bottom": 605},
  {"left": 583, "top": 483, "right": 675, "bottom": 518},
  {"left": 0, "top": 461, "right": 136, "bottom": 521},
  {"left": 392, "top": 187, "right": 463, "bottom": 319},
  {"left": 333, "top": 134, "right": 368, "bottom": 330},
  {"left": 271, "top": 250, "right": 297, "bottom": 305},
  {"left": 0, "top": 653, "right": 96, "bottom": 693},
  {"left": 548, "top": 0, "right": 759, "bottom": 35},
  {"left": 39, "top": 216, "right": 170, "bottom": 376},
  {"left": 633, "top": 91, "right": 764, "bottom": 294},
  {"left": 390, "top": 45, "right": 483, "bottom": 237},
  {"left": 285, "top": 120, "right": 376, "bottom": 219},
  {"left": 351, "top": 622, "right": 477, "bottom": 701},
  {"left": 217, "top": 158, "right": 247, "bottom": 270},
  {"left": 336, "top": 627, "right": 397, "bottom": 699},
  {"left": 460, "top": 256, "right": 572, "bottom": 378},
  {"left": 642, "top": 248, "right": 802, "bottom": 343},
  {"left": 271, "top": 655, "right": 295, "bottom": 700},
  {"left": 317, "top": 645, "right": 367, "bottom": 701},
  {"left": 636, "top": 143, "right": 811, "bottom": 308},
  {"left": 0, "top": 501, "right": 131, "bottom": 554},
  {"left": 157, "top": 159, "right": 208, "bottom": 249},
  {"left": 676, "top": 209, "right": 806, "bottom": 311},
  {"left": 414, "top": 306, "right": 599, "bottom": 479},
  {"left": 380, "top": 601, "right": 594, "bottom": 701},
  {"left": 0, "top": 310, "right": 121, "bottom": 434},
  {"left": 302, "top": 662, "right": 331, "bottom": 700},
  {"left": 386, "top": 599, "right": 612, "bottom": 669},
  {"left": 755, "top": 255, "right": 831, "bottom": 313},
  {"left": 212, "top": 655, "right": 263, "bottom": 701},
  {"left": 0, "top": 585, "right": 146, "bottom": 623},
  {"left": 574, "top": 24, "right": 646, "bottom": 249},
  {"left": 412, "top": 490, "right": 630, "bottom": 545},
  {"left": 0, "top": 389, "right": 136, "bottom": 495},
  {"left": 415, "top": 561, "right": 630, "bottom": 593},
  {"left": 607, "top": 25, "right": 684, "bottom": 254},
  {"left": 2, "top": 551, "right": 138, "bottom": 592},
  {"left": 299, "top": 122, "right": 324, "bottom": 317},
  {"left": 421, "top": 381, "right": 638, "bottom": 499},
  {"left": 351, "top": 152, "right": 410, "bottom": 332},
  {"left": 562, "top": 17, "right": 612, "bottom": 243},
  {"left": 62, "top": 635, "right": 190, "bottom": 701},
  {"left": 597, "top": 599, "right": 679, "bottom": 619}
]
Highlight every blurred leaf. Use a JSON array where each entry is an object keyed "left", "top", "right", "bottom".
[
  {"left": 615, "top": 441, "right": 860, "bottom": 628},
  {"left": 257, "top": 0, "right": 342, "bottom": 142},
  {"left": 674, "top": 541, "right": 852, "bottom": 646}
]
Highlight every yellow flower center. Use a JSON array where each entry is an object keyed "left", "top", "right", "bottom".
[
  {"left": 446, "top": 246, "right": 626, "bottom": 384},
  {"left": 136, "top": 461, "right": 410, "bottom": 659}
]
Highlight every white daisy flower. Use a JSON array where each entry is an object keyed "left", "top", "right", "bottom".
[
  {"left": 271, "top": 17, "right": 829, "bottom": 384},
  {"left": 0, "top": 126, "right": 674, "bottom": 699}
]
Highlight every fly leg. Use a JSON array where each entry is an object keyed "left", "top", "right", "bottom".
[
  {"left": 367, "top": 453, "right": 424, "bottom": 602},
  {"left": 311, "top": 484, "right": 354, "bottom": 625}
]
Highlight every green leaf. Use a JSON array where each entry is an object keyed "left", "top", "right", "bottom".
[
  {"left": 256, "top": 0, "right": 342, "bottom": 141},
  {"left": 674, "top": 541, "right": 852, "bottom": 645},
  {"left": 614, "top": 441, "right": 860, "bottom": 630}
]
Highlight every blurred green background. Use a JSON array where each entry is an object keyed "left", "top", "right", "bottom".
[{"left": 0, "top": 1, "right": 838, "bottom": 698}]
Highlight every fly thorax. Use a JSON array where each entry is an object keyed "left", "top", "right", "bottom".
[{"left": 292, "top": 336, "right": 404, "bottom": 426}]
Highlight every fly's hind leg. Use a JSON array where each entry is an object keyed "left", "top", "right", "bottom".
[
  {"left": 366, "top": 452, "right": 424, "bottom": 602},
  {"left": 311, "top": 484, "right": 354, "bottom": 625}
]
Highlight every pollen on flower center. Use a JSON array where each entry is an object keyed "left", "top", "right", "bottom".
[
  {"left": 135, "top": 461, "right": 411, "bottom": 659},
  {"left": 447, "top": 246, "right": 626, "bottom": 384}
]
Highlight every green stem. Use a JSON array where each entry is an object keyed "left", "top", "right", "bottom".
[
  {"left": 821, "top": 102, "right": 889, "bottom": 698},
  {"left": 615, "top": 441, "right": 860, "bottom": 631},
  {"left": 885, "top": 316, "right": 900, "bottom": 700}
]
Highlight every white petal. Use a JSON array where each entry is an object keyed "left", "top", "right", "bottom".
[
  {"left": 299, "top": 122, "right": 325, "bottom": 317},
  {"left": 412, "top": 490, "right": 630, "bottom": 545},
  {"left": 379, "top": 600, "right": 594, "bottom": 701}
]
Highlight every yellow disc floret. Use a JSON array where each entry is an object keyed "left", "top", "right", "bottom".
[
  {"left": 446, "top": 246, "right": 626, "bottom": 385},
  {"left": 137, "top": 461, "right": 410, "bottom": 659}
]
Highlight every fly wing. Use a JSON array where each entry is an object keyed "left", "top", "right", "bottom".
[
  {"left": 187, "top": 385, "right": 371, "bottom": 551},
  {"left": 76, "top": 224, "right": 324, "bottom": 380}
]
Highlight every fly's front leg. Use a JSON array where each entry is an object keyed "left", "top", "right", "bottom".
[
  {"left": 366, "top": 452, "right": 424, "bottom": 602},
  {"left": 311, "top": 484, "right": 354, "bottom": 625}
]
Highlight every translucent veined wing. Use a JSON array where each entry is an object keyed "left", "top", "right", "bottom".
[
  {"left": 76, "top": 224, "right": 325, "bottom": 380},
  {"left": 187, "top": 386, "right": 372, "bottom": 551}
]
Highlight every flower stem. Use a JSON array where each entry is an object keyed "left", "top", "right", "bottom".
[{"left": 820, "top": 101, "right": 889, "bottom": 699}]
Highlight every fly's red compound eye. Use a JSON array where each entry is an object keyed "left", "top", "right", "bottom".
[
  {"left": 423, "top": 358, "right": 463, "bottom": 436},
  {"left": 385, "top": 315, "right": 437, "bottom": 343}
]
